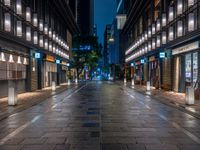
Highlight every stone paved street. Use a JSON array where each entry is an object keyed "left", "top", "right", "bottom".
[{"left": 0, "top": 81, "right": 200, "bottom": 150}]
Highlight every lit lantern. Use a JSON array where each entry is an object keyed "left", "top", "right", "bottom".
[
  {"left": 33, "top": 31, "right": 38, "bottom": 44},
  {"left": 162, "top": 13, "right": 166, "bottom": 27},
  {"left": 169, "top": 27, "right": 174, "bottom": 41},
  {"left": 17, "top": 56, "right": 22, "bottom": 64},
  {"left": 23, "top": 57, "right": 28, "bottom": 65},
  {"left": 188, "top": 0, "right": 194, "bottom": 7},
  {"left": 16, "top": 21, "right": 22, "bottom": 37},
  {"left": 53, "top": 31, "right": 56, "bottom": 40},
  {"left": 39, "top": 35, "right": 44, "bottom": 47},
  {"left": 33, "top": 14, "right": 38, "bottom": 27},
  {"left": 26, "top": 7, "right": 31, "bottom": 22},
  {"left": 44, "top": 39, "right": 48, "bottom": 50},
  {"left": 177, "top": 21, "right": 183, "bottom": 37},
  {"left": 44, "top": 24, "right": 48, "bottom": 35},
  {"left": 49, "top": 41, "right": 52, "bottom": 51},
  {"left": 39, "top": 19, "right": 43, "bottom": 31},
  {"left": 145, "top": 31, "right": 148, "bottom": 40},
  {"left": 49, "top": 28, "right": 52, "bottom": 38},
  {"left": 4, "top": 13, "right": 11, "bottom": 32},
  {"left": 188, "top": 13, "right": 194, "bottom": 31},
  {"left": 152, "top": 38, "right": 155, "bottom": 49},
  {"left": 26, "top": 27, "right": 31, "bottom": 41},
  {"left": 148, "top": 27, "right": 151, "bottom": 38},
  {"left": 9, "top": 54, "right": 14, "bottom": 63},
  {"left": 53, "top": 44, "right": 56, "bottom": 53},
  {"left": 156, "top": 19, "right": 160, "bottom": 31},
  {"left": 145, "top": 44, "right": 148, "bottom": 53},
  {"left": 162, "top": 32, "right": 167, "bottom": 44},
  {"left": 1, "top": 52, "right": 6, "bottom": 61},
  {"left": 56, "top": 35, "right": 59, "bottom": 43},
  {"left": 148, "top": 42, "right": 151, "bottom": 51},
  {"left": 168, "top": 7, "right": 174, "bottom": 22},
  {"left": 4, "top": 0, "right": 10, "bottom": 6},
  {"left": 16, "top": 0, "right": 22, "bottom": 15},
  {"left": 156, "top": 35, "right": 160, "bottom": 47},
  {"left": 152, "top": 24, "right": 155, "bottom": 35},
  {"left": 142, "top": 35, "right": 145, "bottom": 42},
  {"left": 177, "top": 0, "right": 183, "bottom": 15}
]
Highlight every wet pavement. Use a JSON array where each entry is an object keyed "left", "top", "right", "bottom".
[{"left": 0, "top": 81, "right": 200, "bottom": 150}]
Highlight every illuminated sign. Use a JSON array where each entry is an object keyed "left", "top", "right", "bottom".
[
  {"left": 172, "top": 41, "right": 199, "bottom": 55},
  {"left": 131, "top": 63, "right": 134, "bottom": 67},
  {"left": 35, "top": 53, "right": 41, "bottom": 58},
  {"left": 46, "top": 55, "right": 55, "bottom": 62},
  {"left": 61, "top": 61, "right": 67, "bottom": 65},
  {"left": 159, "top": 52, "right": 166, "bottom": 58},
  {"left": 56, "top": 59, "right": 60, "bottom": 64},
  {"left": 141, "top": 59, "right": 145, "bottom": 64}
]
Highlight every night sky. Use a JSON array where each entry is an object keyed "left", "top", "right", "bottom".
[{"left": 94, "top": 0, "right": 117, "bottom": 44}]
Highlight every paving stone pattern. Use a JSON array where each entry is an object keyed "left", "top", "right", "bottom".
[{"left": 0, "top": 81, "right": 199, "bottom": 150}]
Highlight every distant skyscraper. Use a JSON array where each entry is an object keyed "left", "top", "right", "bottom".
[
  {"left": 104, "top": 25, "right": 112, "bottom": 67},
  {"left": 93, "top": 24, "right": 97, "bottom": 37},
  {"left": 77, "top": 0, "right": 94, "bottom": 36}
]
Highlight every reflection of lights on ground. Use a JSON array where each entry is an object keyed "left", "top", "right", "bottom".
[
  {"left": 186, "top": 107, "right": 196, "bottom": 113},
  {"left": 146, "top": 91, "right": 151, "bottom": 95}
]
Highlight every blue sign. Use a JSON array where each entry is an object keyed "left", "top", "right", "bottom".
[
  {"left": 35, "top": 53, "right": 41, "bottom": 59},
  {"left": 56, "top": 59, "right": 60, "bottom": 64},
  {"left": 141, "top": 59, "right": 145, "bottom": 64},
  {"left": 131, "top": 63, "right": 134, "bottom": 67},
  {"left": 159, "top": 52, "right": 166, "bottom": 58}
]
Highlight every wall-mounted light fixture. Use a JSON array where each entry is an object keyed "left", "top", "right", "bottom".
[
  {"left": 26, "top": 27, "right": 31, "bottom": 41},
  {"left": 16, "top": 0, "right": 22, "bottom": 15},
  {"left": 16, "top": 21, "right": 22, "bottom": 37},
  {"left": 4, "top": 13, "right": 11, "bottom": 32}
]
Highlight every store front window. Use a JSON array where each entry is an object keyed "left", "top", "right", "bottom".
[
  {"left": 193, "top": 52, "right": 198, "bottom": 87},
  {"left": 185, "top": 53, "right": 192, "bottom": 84}
]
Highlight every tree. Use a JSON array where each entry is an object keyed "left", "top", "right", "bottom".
[{"left": 72, "top": 36, "right": 102, "bottom": 80}]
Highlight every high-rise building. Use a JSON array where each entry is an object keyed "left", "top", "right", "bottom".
[
  {"left": 103, "top": 25, "right": 112, "bottom": 67},
  {"left": 77, "top": 0, "right": 94, "bottom": 36}
]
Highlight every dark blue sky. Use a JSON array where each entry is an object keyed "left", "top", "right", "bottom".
[{"left": 94, "top": 0, "right": 117, "bottom": 44}]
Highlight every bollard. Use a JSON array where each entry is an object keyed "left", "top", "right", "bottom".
[
  {"left": 131, "top": 79, "right": 135, "bottom": 86},
  {"left": 52, "top": 81, "right": 56, "bottom": 91},
  {"left": 186, "top": 86, "right": 195, "bottom": 105},
  {"left": 75, "top": 78, "right": 78, "bottom": 84},
  {"left": 8, "top": 87, "right": 17, "bottom": 106},
  {"left": 67, "top": 79, "right": 71, "bottom": 85},
  {"left": 124, "top": 78, "right": 127, "bottom": 85},
  {"left": 147, "top": 81, "right": 151, "bottom": 91}
]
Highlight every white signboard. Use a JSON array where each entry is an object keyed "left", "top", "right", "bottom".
[{"left": 172, "top": 41, "right": 199, "bottom": 55}]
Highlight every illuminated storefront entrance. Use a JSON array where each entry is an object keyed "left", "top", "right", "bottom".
[{"left": 172, "top": 41, "right": 199, "bottom": 97}]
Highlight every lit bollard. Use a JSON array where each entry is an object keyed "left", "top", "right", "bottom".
[
  {"left": 146, "top": 81, "right": 151, "bottom": 91},
  {"left": 186, "top": 86, "right": 195, "bottom": 105},
  {"left": 124, "top": 78, "right": 127, "bottom": 85},
  {"left": 131, "top": 79, "right": 135, "bottom": 86},
  {"left": 52, "top": 81, "right": 56, "bottom": 91},
  {"left": 8, "top": 87, "right": 17, "bottom": 106},
  {"left": 75, "top": 78, "right": 78, "bottom": 84},
  {"left": 67, "top": 79, "right": 71, "bottom": 85}
]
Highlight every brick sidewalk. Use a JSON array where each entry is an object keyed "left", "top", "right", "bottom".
[{"left": 0, "top": 83, "right": 79, "bottom": 121}]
